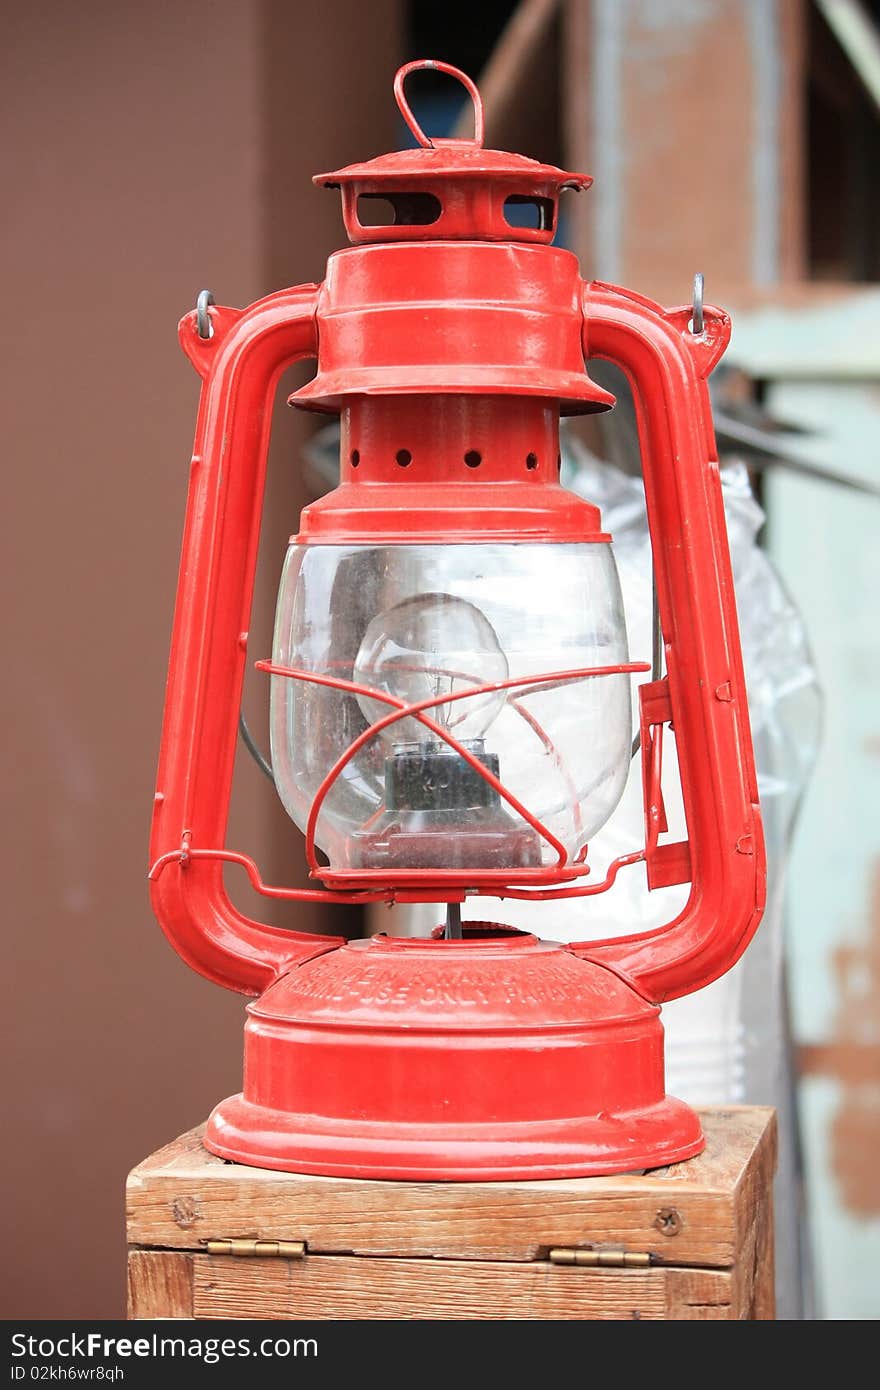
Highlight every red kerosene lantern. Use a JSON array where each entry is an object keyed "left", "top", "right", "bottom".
[{"left": 149, "top": 62, "right": 765, "bottom": 1178}]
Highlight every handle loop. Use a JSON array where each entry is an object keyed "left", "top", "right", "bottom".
[{"left": 393, "top": 60, "right": 484, "bottom": 149}]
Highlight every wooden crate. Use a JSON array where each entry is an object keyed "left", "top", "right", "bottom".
[{"left": 126, "top": 1105, "right": 776, "bottom": 1320}]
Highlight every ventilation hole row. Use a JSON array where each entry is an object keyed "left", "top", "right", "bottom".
[{"left": 350, "top": 450, "right": 547, "bottom": 471}]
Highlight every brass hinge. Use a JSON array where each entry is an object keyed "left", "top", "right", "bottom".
[
  {"left": 549, "top": 1248, "right": 653, "bottom": 1268},
  {"left": 206, "top": 1239, "right": 305, "bottom": 1259}
]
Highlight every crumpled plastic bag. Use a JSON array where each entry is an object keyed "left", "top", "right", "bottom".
[
  {"left": 554, "top": 433, "right": 823, "bottom": 933},
  {"left": 401, "top": 431, "right": 822, "bottom": 1106}
]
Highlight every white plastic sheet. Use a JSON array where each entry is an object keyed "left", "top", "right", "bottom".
[{"left": 400, "top": 435, "right": 822, "bottom": 1110}]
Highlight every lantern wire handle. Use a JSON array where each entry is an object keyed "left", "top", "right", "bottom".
[
  {"left": 631, "top": 574, "right": 664, "bottom": 759},
  {"left": 445, "top": 902, "right": 463, "bottom": 940},
  {"left": 393, "top": 60, "right": 485, "bottom": 149},
  {"left": 258, "top": 658, "right": 649, "bottom": 876},
  {"left": 238, "top": 711, "right": 274, "bottom": 783}
]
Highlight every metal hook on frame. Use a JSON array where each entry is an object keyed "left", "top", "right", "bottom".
[
  {"left": 691, "top": 272, "right": 704, "bottom": 336},
  {"left": 196, "top": 289, "right": 215, "bottom": 340}
]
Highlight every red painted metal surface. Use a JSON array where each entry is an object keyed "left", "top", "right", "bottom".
[
  {"left": 317, "top": 58, "right": 592, "bottom": 248},
  {"left": 295, "top": 395, "right": 612, "bottom": 543},
  {"left": 205, "top": 929, "right": 703, "bottom": 1179},
  {"left": 290, "top": 245, "right": 614, "bottom": 417},
  {"left": 149, "top": 288, "right": 342, "bottom": 997},
  {"left": 149, "top": 60, "right": 765, "bottom": 1177},
  {"left": 572, "top": 283, "right": 766, "bottom": 1003}
]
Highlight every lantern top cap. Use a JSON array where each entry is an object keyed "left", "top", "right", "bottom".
[
  {"left": 315, "top": 60, "right": 592, "bottom": 246},
  {"left": 316, "top": 59, "right": 592, "bottom": 190},
  {"left": 316, "top": 145, "right": 592, "bottom": 189}
]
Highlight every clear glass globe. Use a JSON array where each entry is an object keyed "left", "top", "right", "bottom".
[
  {"left": 353, "top": 592, "right": 509, "bottom": 746},
  {"left": 271, "top": 542, "right": 632, "bottom": 867}
]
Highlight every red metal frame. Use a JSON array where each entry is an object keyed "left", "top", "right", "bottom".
[
  {"left": 149, "top": 287, "right": 339, "bottom": 996},
  {"left": 149, "top": 273, "right": 764, "bottom": 1004},
  {"left": 571, "top": 284, "right": 766, "bottom": 1002},
  {"left": 317, "top": 59, "right": 593, "bottom": 250}
]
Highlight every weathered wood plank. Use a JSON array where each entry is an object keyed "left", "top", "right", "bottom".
[
  {"left": 126, "top": 1107, "right": 775, "bottom": 1270},
  {"left": 729, "top": 1107, "right": 777, "bottom": 1319},
  {"left": 191, "top": 1252, "right": 734, "bottom": 1321},
  {"left": 731, "top": 1182, "right": 776, "bottom": 1320},
  {"left": 128, "top": 1250, "right": 193, "bottom": 1319},
  {"left": 663, "top": 1268, "right": 734, "bottom": 1320},
  {"left": 750, "top": 1186, "right": 776, "bottom": 1319}
]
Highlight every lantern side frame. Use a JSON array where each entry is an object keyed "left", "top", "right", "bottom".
[
  {"left": 149, "top": 288, "right": 347, "bottom": 996},
  {"left": 573, "top": 282, "right": 766, "bottom": 1003},
  {"left": 147, "top": 285, "right": 648, "bottom": 996},
  {"left": 148, "top": 277, "right": 764, "bottom": 1007}
]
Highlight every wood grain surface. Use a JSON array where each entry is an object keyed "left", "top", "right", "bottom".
[
  {"left": 127, "top": 1251, "right": 193, "bottom": 1319},
  {"left": 191, "top": 1252, "right": 738, "bottom": 1320},
  {"left": 127, "top": 1107, "right": 776, "bottom": 1269},
  {"left": 127, "top": 1107, "right": 777, "bottom": 1320}
]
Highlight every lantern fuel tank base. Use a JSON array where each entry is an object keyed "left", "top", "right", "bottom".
[
  {"left": 202, "top": 930, "right": 705, "bottom": 1180},
  {"left": 204, "top": 1093, "right": 703, "bottom": 1181}
]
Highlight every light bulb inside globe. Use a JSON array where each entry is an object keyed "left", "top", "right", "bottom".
[{"left": 353, "top": 593, "right": 509, "bottom": 748}]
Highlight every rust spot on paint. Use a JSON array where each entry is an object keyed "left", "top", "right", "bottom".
[{"left": 798, "top": 859, "right": 880, "bottom": 1215}]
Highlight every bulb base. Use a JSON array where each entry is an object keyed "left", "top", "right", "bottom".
[
  {"left": 349, "top": 742, "right": 544, "bottom": 871},
  {"left": 349, "top": 815, "right": 543, "bottom": 871}
]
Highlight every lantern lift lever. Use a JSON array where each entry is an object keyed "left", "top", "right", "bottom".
[
  {"left": 445, "top": 901, "right": 463, "bottom": 940},
  {"left": 631, "top": 569, "right": 663, "bottom": 759}
]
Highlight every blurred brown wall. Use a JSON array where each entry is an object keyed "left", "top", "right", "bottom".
[
  {"left": 1, "top": 0, "right": 398, "bottom": 1319},
  {"left": 563, "top": 0, "right": 805, "bottom": 305}
]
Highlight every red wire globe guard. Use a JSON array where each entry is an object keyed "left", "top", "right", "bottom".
[{"left": 148, "top": 62, "right": 765, "bottom": 1178}]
